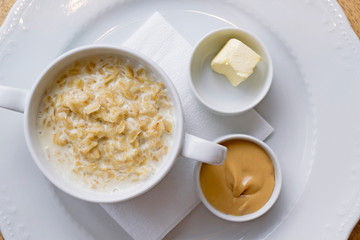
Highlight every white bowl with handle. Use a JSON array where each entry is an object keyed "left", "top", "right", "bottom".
[{"left": 0, "top": 45, "right": 227, "bottom": 203}]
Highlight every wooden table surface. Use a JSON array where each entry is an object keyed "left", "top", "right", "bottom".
[{"left": 0, "top": 0, "right": 359, "bottom": 239}]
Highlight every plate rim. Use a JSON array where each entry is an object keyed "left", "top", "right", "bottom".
[{"left": 0, "top": 0, "right": 359, "bottom": 239}]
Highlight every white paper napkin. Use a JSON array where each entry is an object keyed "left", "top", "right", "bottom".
[{"left": 101, "top": 12, "right": 274, "bottom": 240}]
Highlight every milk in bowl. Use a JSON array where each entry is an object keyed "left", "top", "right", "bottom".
[{"left": 37, "top": 54, "right": 174, "bottom": 192}]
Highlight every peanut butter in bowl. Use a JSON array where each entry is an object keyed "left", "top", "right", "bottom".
[{"left": 196, "top": 134, "right": 282, "bottom": 221}]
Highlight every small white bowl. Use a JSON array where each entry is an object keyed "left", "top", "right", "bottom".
[
  {"left": 195, "top": 134, "right": 282, "bottom": 222},
  {"left": 189, "top": 28, "right": 273, "bottom": 115}
]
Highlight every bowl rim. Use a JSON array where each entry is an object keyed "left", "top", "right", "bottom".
[
  {"left": 24, "top": 44, "right": 185, "bottom": 203},
  {"left": 189, "top": 27, "right": 274, "bottom": 116},
  {"left": 195, "top": 133, "right": 282, "bottom": 222}
]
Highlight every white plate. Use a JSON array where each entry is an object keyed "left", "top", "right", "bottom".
[{"left": 0, "top": 0, "right": 359, "bottom": 239}]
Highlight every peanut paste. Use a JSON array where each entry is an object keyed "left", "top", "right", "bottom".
[{"left": 200, "top": 139, "right": 275, "bottom": 216}]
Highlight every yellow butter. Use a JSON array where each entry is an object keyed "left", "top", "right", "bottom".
[{"left": 211, "top": 38, "right": 262, "bottom": 86}]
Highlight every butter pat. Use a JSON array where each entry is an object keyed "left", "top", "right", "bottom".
[{"left": 211, "top": 38, "right": 262, "bottom": 87}]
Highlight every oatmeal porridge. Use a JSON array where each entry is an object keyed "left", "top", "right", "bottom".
[{"left": 37, "top": 55, "right": 174, "bottom": 192}]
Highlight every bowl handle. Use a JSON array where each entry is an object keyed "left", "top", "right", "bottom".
[
  {"left": 0, "top": 86, "right": 28, "bottom": 113},
  {"left": 181, "top": 133, "right": 227, "bottom": 165}
]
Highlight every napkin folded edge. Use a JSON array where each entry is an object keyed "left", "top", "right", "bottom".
[{"left": 101, "top": 12, "right": 274, "bottom": 240}]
